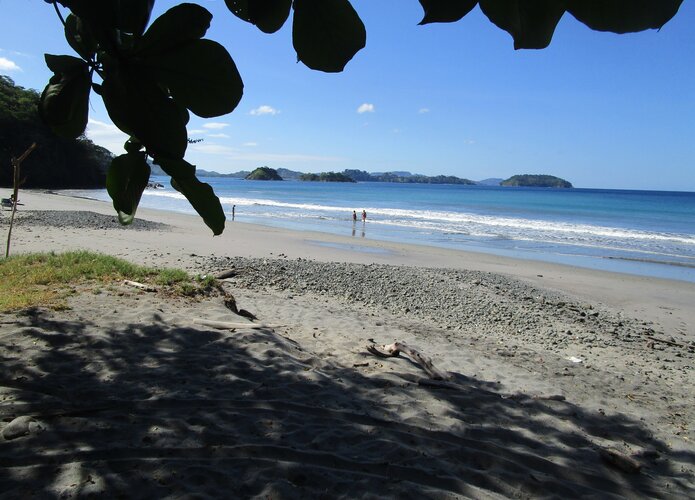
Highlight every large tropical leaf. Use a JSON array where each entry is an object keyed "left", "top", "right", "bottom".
[
  {"left": 101, "top": 66, "right": 189, "bottom": 159},
  {"left": 114, "top": 0, "right": 155, "bottom": 35},
  {"left": 154, "top": 157, "right": 226, "bottom": 235},
  {"left": 224, "top": 0, "right": 292, "bottom": 33},
  {"left": 479, "top": 0, "right": 566, "bottom": 49},
  {"left": 106, "top": 152, "right": 151, "bottom": 225},
  {"left": 58, "top": 0, "right": 153, "bottom": 35},
  {"left": 566, "top": 0, "right": 683, "bottom": 34},
  {"left": 138, "top": 3, "right": 212, "bottom": 56},
  {"left": 39, "top": 54, "right": 91, "bottom": 139},
  {"left": 292, "top": 0, "right": 366, "bottom": 72},
  {"left": 418, "top": 0, "right": 478, "bottom": 25},
  {"left": 145, "top": 39, "right": 244, "bottom": 118},
  {"left": 64, "top": 14, "right": 98, "bottom": 60}
]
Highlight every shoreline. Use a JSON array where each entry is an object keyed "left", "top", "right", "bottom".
[
  {"left": 4, "top": 189, "right": 694, "bottom": 336},
  {"left": 55, "top": 185, "right": 695, "bottom": 284},
  {"left": 2, "top": 189, "right": 694, "bottom": 497}
]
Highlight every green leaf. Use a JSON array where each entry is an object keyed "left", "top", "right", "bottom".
[
  {"left": 64, "top": 14, "right": 98, "bottom": 59},
  {"left": 418, "top": 0, "right": 478, "bottom": 25},
  {"left": 39, "top": 54, "right": 91, "bottom": 138},
  {"left": 101, "top": 66, "right": 189, "bottom": 159},
  {"left": 106, "top": 152, "right": 151, "bottom": 225},
  {"left": 154, "top": 157, "right": 226, "bottom": 235},
  {"left": 59, "top": 0, "right": 153, "bottom": 35},
  {"left": 479, "top": 0, "right": 566, "bottom": 49},
  {"left": 146, "top": 39, "right": 244, "bottom": 118},
  {"left": 224, "top": 0, "right": 292, "bottom": 33},
  {"left": 292, "top": 0, "right": 366, "bottom": 72},
  {"left": 44, "top": 53, "right": 86, "bottom": 73},
  {"left": 138, "top": 3, "right": 212, "bottom": 56},
  {"left": 124, "top": 137, "right": 144, "bottom": 154},
  {"left": 567, "top": 0, "right": 683, "bottom": 34},
  {"left": 115, "top": 0, "right": 155, "bottom": 36}
]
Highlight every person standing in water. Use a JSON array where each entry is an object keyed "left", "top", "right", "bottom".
[
  {"left": 362, "top": 209, "right": 367, "bottom": 222},
  {"left": 352, "top": 210, "right": 357, "bottom": 222},
  {"left": 232, "top": 205, "right": 236, "bottom": 221}
]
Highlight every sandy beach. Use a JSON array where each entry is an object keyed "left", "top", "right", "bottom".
[{"left": 1, "top": 190, "right": 694, "bottom": 498}]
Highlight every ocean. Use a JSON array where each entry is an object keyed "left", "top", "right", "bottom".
[{"left": 65, "top": 178, "right": 695, "bottom": 283}]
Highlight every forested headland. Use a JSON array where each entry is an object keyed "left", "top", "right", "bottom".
[{"left": 1, "top": 75, "right": 111, "bottom": 189}]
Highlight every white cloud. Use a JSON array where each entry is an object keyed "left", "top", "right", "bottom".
[
  {"left": 188, "top": 142, "right": 342, "bottom": 163},
  {"left": 190, "top": 143, "right": 238, "bottom": 155},
  {"left": 187, "top": 129, "right": 206, "bottom": 134},
  {"left": 357, "top": 103, "right": 375, "bottom": 114},
  {"left": 0, "top": 56, "right": 21, "bottom": 72},
  {"left": 203, "top": 122, "right": 229, "bottom": 130},
  {"left": 418, "top": 107, "right": 430, "bottom": 114},
  {"left": 250, "top": 105, "right": 279, "bottom": 116},
  {"left": 85, "top": 118, "right": 128, "bottom": 154},
  {"left": 208, "top": 133, "right": 230, "bottom": 138}
]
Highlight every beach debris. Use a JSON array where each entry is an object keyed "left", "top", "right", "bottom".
[
  {"left": 367, "top": 341, "right": 451, "bottom": 380},
  {"left": 237, "top": 309, "right": 258, "bottom": 321},
  {"left": 223, "top": 294, "right": 238, "bottom": 313},
  {"left": 2, "top": 416, "right": 43, "bottom": 440},
  {"left": 193, "top": 318, "right": 283, "bottom": 330},
  {"left": 599, "top": 448, "right": 642, "bottom": 474},
  {"left": 646, "top": 335, "right": 690, "bottom": 350},
  {"left": 566, "top": 356, "right": 583, "bottom": 363},
  {"left": 214, "top": 269, "right": 238, "bottom": 280},
  {"left": 222, "top": 292, "right": 258, "bottom": 320},
  {"left": 123, "top": 280, "right": 157, "bottom": 292}
]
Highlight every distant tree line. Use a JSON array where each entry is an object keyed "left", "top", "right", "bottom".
[
  {"left": 0, "top": 75, "right": 111, "bottom": 189},
  {"left": 300, "top": 172, "right": 355, "bottom": 183}
]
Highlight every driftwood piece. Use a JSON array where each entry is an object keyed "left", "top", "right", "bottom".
[
  {"left": 123, "top": 280, "right": 156, "bottom": 292},
  {"left": 214, "top": 269, "right": 238, "bottom": 279},
  {"left": 193, "top": 319, "right": 283, "bottom": 330},
  {"left": 599, "top": 448, "right": 642, "bottom": 474},
  {"left": 367, "top": 342, "right": 450, "bottom": 380},
  {"left": 646, "top": 335, "right": 689, "bottom": 349}
]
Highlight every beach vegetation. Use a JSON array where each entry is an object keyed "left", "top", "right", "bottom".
[
  {"left": 35, "top": 1, "right": 682, "bottom": 233},
  {"left": 0, "top": 250, "right": 195, "bottom": 312}
]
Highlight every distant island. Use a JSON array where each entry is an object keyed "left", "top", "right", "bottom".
[
  {"left": 300, "top": 172, "right": 355, "bottom": 183},
  {"left": 500, "top": 175, "right": 572, "bottom": 188},
  {"left": 245, "top": 167, "right": 283, "bottom": 181},
  {"left": 150, "top": 164, "right": 572, "bottom": 188}
]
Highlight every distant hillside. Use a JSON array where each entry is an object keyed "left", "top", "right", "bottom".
[
  {"left": 477, "top": 178, "right": 503, "bottom": 186},
  {"left": 246, "top": 166, "right": 282, "bottom": 181},
  {"left": 501, "top": 174, "right": 572, "bottom": 188},
  {"left": 300, "top": 172, "right": 355, "bottom": 183},
  {"left": 341, "top": 169, "right": 474, "bottom": 185},
  {"left": 276, "top": 168, "right": 304, "bottom": 180},
  {"left": 0, "top": 75, "right": 111, "bottom": 189}
]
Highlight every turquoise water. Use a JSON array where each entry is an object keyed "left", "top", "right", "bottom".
[{"left": 66, "top": 179, "right": 695, "bottom": 282}]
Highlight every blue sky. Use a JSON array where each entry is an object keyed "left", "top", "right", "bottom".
[{"left": 1, "top": 0, "right": 694, "bottom": 191}]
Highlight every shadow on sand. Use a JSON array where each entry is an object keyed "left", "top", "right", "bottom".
[{"left": 0, "top": 308, "right": 693, "bottom": 498}]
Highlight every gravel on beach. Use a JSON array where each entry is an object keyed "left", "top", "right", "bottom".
[
  {"left": 1, "top": 210, "right": 169, "bottom": 231},
  {"left": 200, "top": 255, "right": 695, "bottom": 439}
]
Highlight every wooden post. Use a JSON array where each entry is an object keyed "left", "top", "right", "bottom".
[{"left": 5, "top": 143, "right": 37, "bottom": 258}]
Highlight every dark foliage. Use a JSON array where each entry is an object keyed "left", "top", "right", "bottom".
[{"left": 0, "top": 75, "right": 110, "bottom": 189}]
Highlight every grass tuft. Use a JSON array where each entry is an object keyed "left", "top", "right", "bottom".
[{"left": 0, "top": 251, "right": 199, "bottom": 312}]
